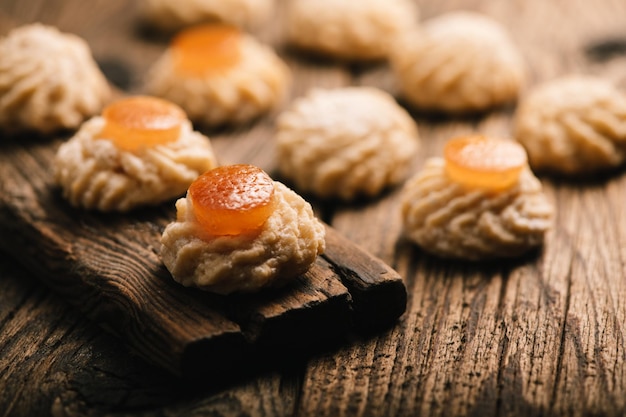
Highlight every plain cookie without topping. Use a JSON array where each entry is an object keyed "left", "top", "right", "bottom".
[
  {"left": 276, "top": 87, "right": 420, "bottom": 200},
  {"left": 390, "top": 11, "right": 525, "bottom": 113},
  {"left": 285, "top": 0, "right": 419, "bottom": 61},
  {"left": 514, "top": 76, "right": 626, "bottom": 175},
  {"left": 0, "top": 24, "right": 110, "bottom": 134}
]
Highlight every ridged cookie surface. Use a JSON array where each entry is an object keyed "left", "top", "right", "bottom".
[
  {"left": 391, "top": 12, "right": 525, "bottom": 113},
  {"left": 161, "top": 182, "right": 325, "bottom": 294},
  {"left": 54, "top": 118, "right": 217, "bottom": 211},
  {"left": 0, "top": 24, "right": 110, "bottom": 133},
  {"left": 401, "top": 158, "right": 552, "bottom": 260},
  {"left": 277, "top": 87, "right": 420, "bottom": 200},
  {"left": 514, "top": 76, "right": 626, "bottom": 175}
]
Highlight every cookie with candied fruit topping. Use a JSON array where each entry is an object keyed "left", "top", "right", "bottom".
[
  {"left": 160, "top": 164, "right": 326, "bottom": 294},
  {"left": 401, "top": 135, "right": 553, "bottom": 260},
  {"left": 0, "top": 23, "right": 110, "bottom": 134},
  {"left": 514, "top": 75, "right": 626, "bottom": 175},
  {"left": 145, "top": 23, "right": 290, "bottom": 127},
  {"left": 54, "top": 96, "right": 217, "bottom": 211}
]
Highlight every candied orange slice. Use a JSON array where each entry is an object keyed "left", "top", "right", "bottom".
[
  {"left": 101, "top": 96, "right": 186, "bottom": 152},
  {"left": 444, "top": 135, "right": 527, "bottom": 190},
  {"left": 171, "top": 23, "right": 242, "bottom": 77},
  {"left": 189, "top": 165, "right": 276, "bottom": 236}
]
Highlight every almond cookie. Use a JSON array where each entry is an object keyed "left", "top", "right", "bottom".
[
  {"left": 514, "top": 76, "right": 626, "bottom": 175},
  {"left": 54, "top": 96, "right": 217, "bottom": 211},
  {"left": 391, "top": 11, "right": 525, "bottom": 113},
  {"left": 160, "top": 164, "right": 326, "bottom": 294},
  {"left": 276, "top": 87, "right": 420, "bottom": 200},
  {"left": 145, "top": 23, "right": 290, "bottom": 127},
  {"left": 139, "top": 0, "right": 275, "bottom": 32},
  {"left": 285, "top": 0, "right": 419, "bottom": 61},
  {"left": 401, "top": 135, "right": 552, "bottom": 260},
  {"left": 0, "top": 24, "right": 110, "bottom": 134}
]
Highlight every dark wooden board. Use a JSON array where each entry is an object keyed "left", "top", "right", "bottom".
[
  {"left": 0, "top": 136, "right": 406, "bottom": 379},
  {"left": 3, "top": 0, "right": 626, "bottom": 416}
]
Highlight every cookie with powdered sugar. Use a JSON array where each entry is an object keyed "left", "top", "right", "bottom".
[{"left": 276, "top": 87, "right": 420, "bottom": 200}]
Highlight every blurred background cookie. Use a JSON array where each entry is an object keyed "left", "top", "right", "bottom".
[
  {"left": 54, "top": 96, "right": 217, "bottom": 211},
  {"left": 160, "top": 164, "right": 326, "bottom": 295},
  {"left": 145, "top": 23, "right": 290, "bottom": 127},
  {"left": 391, "top": 11, "right": 525, "bottom": 113},
  {"left": 139, "top": 0, "right": 275, "bottom": 32},
  {"left": 285, "top": 0, "right": 419, "bottom": 61},
  {"left": 0, "top": 24, "right": 110, "bottom": 134},
  {"left": 514, "top": 75, "right": 626, "bottom": 175}
]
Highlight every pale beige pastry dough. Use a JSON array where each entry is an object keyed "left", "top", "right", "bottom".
[
  {"left": 140, "top": 0, "right": 275, "bottom": 31},
  {"left": 54, "top": 117, "right": 217, "bottom": 211},
  {"left": 285, "top": 0, "right": 419, "bottom": 61},
  {"left": 401, "top": 158, "right": 552, "bottom": 260},
  {"left": 145, "top": 28, "right": 290, "bottom": 127},
  {"left": 391, "top": 11, "right": 525, "bottom": 113},
  {"left": 514, "top": 76, "right": 626, "bottom": 175},
  {"left": 160, "top": 182, "right": 326, "bottom": 294},
  {"left": 0, "top": 24, "right": 110, "bottom": 134},
  {"left": 276, "top": 87, "right": 420, "bottom": 200}
]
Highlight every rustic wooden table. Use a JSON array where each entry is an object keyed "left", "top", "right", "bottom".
[{"left": 2, "top": 0, "right": 626, "bottom": 416}]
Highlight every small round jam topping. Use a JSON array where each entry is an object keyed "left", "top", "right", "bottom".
[
  {"left": 101, "top": 96, "right": 186, "bottom": 152},
  {"left": 172, "top": 24, "right": 242, "bottom": 77},
  {"left": 444, "top": 135, "right": 527, "bottom": 190},
  {"left": 189, "top": 165, "right": 276, "bottom": 236}
]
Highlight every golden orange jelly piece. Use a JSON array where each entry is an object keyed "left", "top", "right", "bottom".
[
  {"left": 171, "top": 24, "right": 242, "bottom": 77},
  {"left": 189, "top": 165, "right": 276, "bottom": 236},
  {"left": 444, "top": 135, "right": 528, "bottom": 190},
  {"left": 101, "top": 96, "right": 186, "bottom": 152}
]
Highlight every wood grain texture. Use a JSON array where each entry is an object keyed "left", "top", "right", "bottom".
[
  {"left": 295, "top": 1, "right": 626, "bottom": 416},
  {"left": 322, "top": 225, "right": 407, "bottom": 331},
  {"left": 2, "top": 0, "right": 626, "bottom": 416},
  {"left": 0, "top": 134, "right": 404, "bottom": 379}
]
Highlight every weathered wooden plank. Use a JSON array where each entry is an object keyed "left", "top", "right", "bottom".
[
  {"left": 0, "top": 138, "right": 248, "bottom": 378},
  {"left": 322, "top": 224, "right": 407, "bottom": 331},
  {"left": 188, "top": 257, "right": 353, "bottom": 351},
  {"left": 0, "top": 129, "right": 405, "bottom": 380},
  {"left": 0, "top": 251, "right": 304, "bottom": 417}
]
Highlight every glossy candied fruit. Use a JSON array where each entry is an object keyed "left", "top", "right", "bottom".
[
  {"left": 189, "top": 164, "right": 276, "bottom": 236},
  {"left": 100, "top": 96, "right": 186, "bottom": 152},
  {"left": 444, "top": 135, "right": 528, "bottom": 190},
  {"left": 171, "top": 23, "right": 242, "bottom": 77}
]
